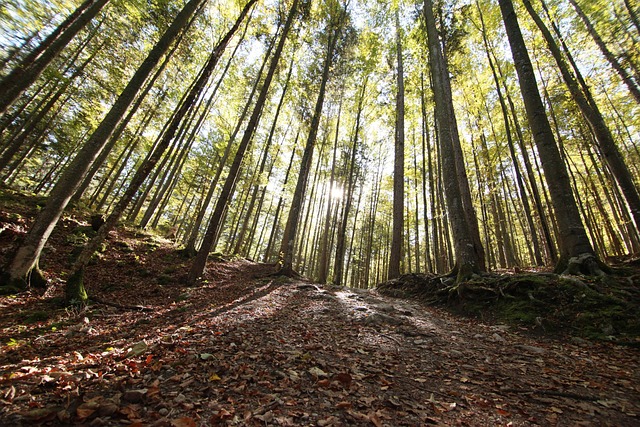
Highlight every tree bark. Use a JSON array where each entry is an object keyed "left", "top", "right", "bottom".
[
  {"left": 278, "top": 3, "right": 344, "bottom": 276},
  {"left": 389, "top": 7, "right": 404, "bottom": 280},
  {"left": 498, "top": 0, "right": 603, "bottom": 274},
  {"left": 423, "top": 0, "right": 483, "bottom": 281},
  {"left": 0, "top": 0, "right": 110, "bottom": 115},
  {"left": 63, "top": 0, "right": 257, "bottom": 302},
  {"left": 188, "top": 0, "right": 298, "bottom": 285}
]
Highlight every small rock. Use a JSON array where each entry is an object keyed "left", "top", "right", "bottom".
[
  {"left": 363, "top": 313, "right": 403, "bottom": 326},
  {"left": 376, "top": 304, "right": 395, "bottom": 313},
  {"left": 516, "top": 345, "right": 546, "bottom": 355},
  {"left": 354, "top": 306, "right": 368, "bottom": 312},
  {"left": 297, "top": 284, "right": 318, "bottom": 291},
  {"left": 158, "top": 408, "right": 169, "bottom": 416},
  {"left": 491, "top": 333, "right": 506, "bottom": 343},
  {"left": 173, "top": 393, "right": 186, "bottom": 404}
]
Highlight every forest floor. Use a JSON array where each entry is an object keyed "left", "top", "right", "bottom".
[{"left": 0, "top": 188, "right": 639, "bottom": 426}]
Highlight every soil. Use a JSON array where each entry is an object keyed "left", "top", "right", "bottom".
[{"left": 0, "top": 188, "right": 639, "bottom": 426}]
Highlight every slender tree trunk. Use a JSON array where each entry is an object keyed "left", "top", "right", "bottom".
[
  {"left": 264, "top": 140, "right": 297, "bottom": 262},
  {"left": 234, "top": 56, "right": 293, "bottom": 255},
  {"left": 188, "top": 0, "right": 297, "bottom": 285},
  {"left": 389, "top": 7, "right": 404, "bottom": 279},
  {"left": 567, "top": 0, "right": 640, "bottom": 104},
  {"left": 424, "top": 0, "right": 483, "bottom": 281},
  {"left": 525, "top": 0, "right": 640, "bottom": 235},
  {"left": 63, "top": 0, "right": 257, "bottom": 302},
  {"left": 317, "top": 97, "right": 342, "bottom": 283},
  {"left": 279, "top": 4, "right": 344, "bottom": 276},
  {"left": 498, "top": 0, "right": 604, "bottom": 274},
  {"left": 477, "top": 1, "right": 543, "bottom": 265},
  {"left": 0, "top": 0, "right": 110, "bottom": 115},
  {"left": 335, "top": 78, "right": 366, "bottom": 285},
  {"left": 183, "top": 17, "right": 264, "bottom": 255}
]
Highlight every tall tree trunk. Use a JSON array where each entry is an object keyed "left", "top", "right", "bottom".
[
  {"left": 498, "top": 0, "right": 604, "bottom": 275},
  {"left": 183, "top": 17, "right": 264, "bottom": 255},
  {"left": 335, "top": 78, "right": 366, "bottom": 285},
  {"left": 317, "top": 95, "right": 343, "bottom": 283},
  {"left": 0, "top": 0, "right": 110, "bottom": 115},
  {"left": 264, "top": 139, "right": 297, "bottom": 262},
  {"left": 233, "top": 56, "right": 293, "bottom": 255},
  {"left": 63, "top": 0, "right": 257, "bottom": 302},
  {"left": 188, "top": 0, "right": 298, "bottom": 285},
  {"left": 476, "top": 0, "right": 543, "bottom": 265},
  {"left": 389, "top": 7, "right": 404, "bottom": 279},
  {"left": 419, "top": 73, "right": 433, "bottom": 272},
  {"left": 279, "top": 3, "right": 344, "bottom": 276},
  {"left": 567, "top": 0, "right": 640, "bottom": 104},
  {"left": 525, "top": 0, "right": 640, "bottom": 234},
  {"left": 423, "top": 0, "right": 483, "bottom": 281},
  {"left": 1, "top": 0, "right": 208, "bottom": 291}
]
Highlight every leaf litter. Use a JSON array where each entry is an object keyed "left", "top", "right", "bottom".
[{"left": 0, "top": 201, "right": 639, "bottom": 425}]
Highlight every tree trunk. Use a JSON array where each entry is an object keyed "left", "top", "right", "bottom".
[
  {"left": 423, "top": 0, "right": 483, "bottom": 281},
  {"left": 498, "top": 0, "right": 604, "bottom": 275},
  {"left": 279, "top": 4, "right": 344, "bottom": 276},
  {"left": 525, "top": 0, "right": 640, "bottom": 234},
  {"left": 188, "top": 0, "right": 298, "bottom": 285},
  {"left": 63, "top": 0, "right": 256, "bottom": 302},
  {"left": 567, "top": 0, "right": 640, "bottom": 104},
  {"left": 389, "top": 7, "right": 404, "bottom": 279},
  {"left": 317, "top": 95, "right": 343, "bottom": 283},
  {"left": 0, "top": 0, "right": 110, "bottom": 115},
  {"left": 335, "top": 78, "right": 366, "bottom": 285},
  {"left": 1, "top": 0, "right": 208, "bottom": 291}
]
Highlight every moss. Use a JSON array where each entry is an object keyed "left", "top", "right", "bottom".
[
  {"left": 65, "top": 269, "right": 88, "bottom": 306},
  {"left": 498, "top": 299, "right": 543, "bottom": 324}
]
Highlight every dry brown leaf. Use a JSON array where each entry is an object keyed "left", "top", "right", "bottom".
[{"left": 171, "top": 417, "right": 197, "bottom": 427}]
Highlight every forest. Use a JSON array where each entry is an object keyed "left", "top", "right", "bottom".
[{"left": 0, "top": 0, "right": 639, "bottom": 425}]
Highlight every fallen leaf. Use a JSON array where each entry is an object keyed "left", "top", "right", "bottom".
[
  {"left": 309, "top": 367, "right": 328, "bottom": 378},
  {"left": 171, "top": 417, "right": 197, "bottom": 427},
  {"left": 126, "top": 341, "right": 148, "bottom": 358}
]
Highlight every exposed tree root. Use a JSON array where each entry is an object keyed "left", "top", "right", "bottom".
[
  {"left": 0, "top": 266, "right": 47, "bottom": 294},
  {"left": 272, "top": 264, "right": 302, "bottom": 279},
  {"left": 89, "top": 296, "right": 154, "bottom": 311},
  {"left": 561, "top": 253, "right": 609, "bottom": 276}
]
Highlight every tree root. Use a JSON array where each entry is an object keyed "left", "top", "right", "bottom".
[
  {"left": 559, "top": 253, "right": 610, "bottom": 276},
  {"left": 90, "top": 296, "right": 154, "bottom": 311}
]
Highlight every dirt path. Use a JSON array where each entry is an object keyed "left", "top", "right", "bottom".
[{"left": 1, "top": 261, "right": 639, "bottom": 426}]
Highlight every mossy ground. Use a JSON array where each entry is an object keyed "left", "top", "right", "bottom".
[{"left": 378, "top": 269, "right": 640, "bottom": 344}]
